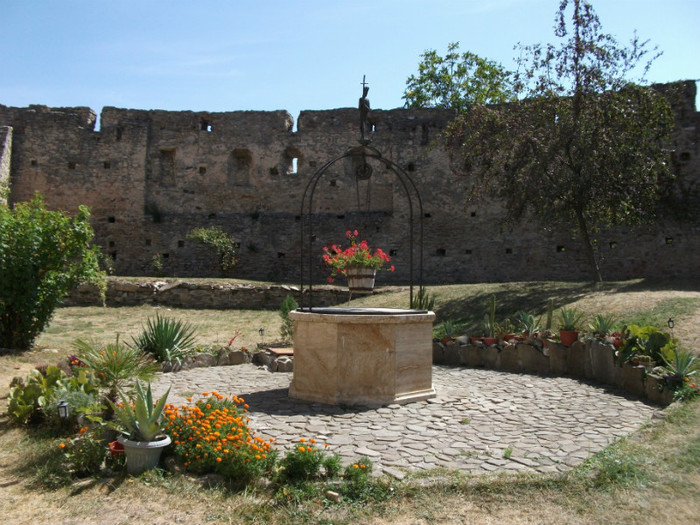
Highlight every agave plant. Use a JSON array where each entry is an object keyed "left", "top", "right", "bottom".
[
  {"left": 131, "top": 314, "right": 198, "bottom": 363},
  {"left": 663, "top": 350, "right": 698, "bottom": 380},
  {"left": 515, "top": 311, "right": 541, "bottom": 335},
  {"left": 558, "top": 307, "right": 585, "bottom": 331},
  {"left": 588, "top": 314, "right": 618, "bottom": 338},
  {"left": 109, "top": 381, "right": 170, "bottom": 442}
]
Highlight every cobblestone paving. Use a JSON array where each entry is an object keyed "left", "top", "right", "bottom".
[{"left": 152, "top": 364, "right": 660, "bottom": 478}]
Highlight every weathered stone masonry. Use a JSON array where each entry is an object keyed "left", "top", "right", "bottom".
[{"left": 1, "top": 80, "right": 698, "bottom": 283}]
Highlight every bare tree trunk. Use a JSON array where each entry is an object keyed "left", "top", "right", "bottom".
[{"left": 575, "top": 208, "right": 603, "bottom": 283}]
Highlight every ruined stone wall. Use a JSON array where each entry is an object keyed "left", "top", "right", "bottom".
[{"left": 1, "top": 80, "right": 698, "bottom": 284}]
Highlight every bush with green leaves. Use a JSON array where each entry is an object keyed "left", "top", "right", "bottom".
[
  {"left": 58, "top": 426, "right": 106, "bottom": 477},
  {"left": 616, "top": 324, "right": 675, "bottom": 366},
  {"left": 186, "top": 226, "right": 238, "bottom": 273},
  {"left": 130, "top": 314, "right": 197, "bottom": 364},
  {"left": 279, "top": 294, "right": 298, "bottom": 342},
  {"left": 0, "top": 194, "right": 105, "bottom": 349},
  {"left": 277, "top": 438, "right": 341, "bottom": 483}
]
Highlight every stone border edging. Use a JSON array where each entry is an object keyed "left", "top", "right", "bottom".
[{"left": 433, "top": 338, "right": 675, "bottom": 405}]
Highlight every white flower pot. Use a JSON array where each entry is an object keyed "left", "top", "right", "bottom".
[{"left": 118, "top": 434, "right": 171, "bottom": 475}]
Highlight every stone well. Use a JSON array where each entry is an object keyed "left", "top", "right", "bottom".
[{"left": 289, "top": 307, "right": 436, "bottom": 406}]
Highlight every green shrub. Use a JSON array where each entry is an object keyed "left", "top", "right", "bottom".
[
  {"left": 0, "top": 194, "right": 104, "bottom": 349},
  {"left": 130, "top": 314, "right": 197, "bottom": 364},
  {"left": 277, "top": 438, "right": 329, "bottom": 483},
  {"left": 279, "top": 294, "right": 298, "bottom": 342},
  {"left": 186, "top": 226, "right": 238, "bottom": 273},
  {"left": 58, "top": 427, "right": 106, "bottom": 477}
]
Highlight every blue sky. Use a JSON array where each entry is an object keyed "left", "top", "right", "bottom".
[{"left": 1, "top": 0, "right": 698, "bottom": 127}]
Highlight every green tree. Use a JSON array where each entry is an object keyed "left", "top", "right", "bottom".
[
  {"left": 0, "top": 194, "right": 104, "bottom": 349},
  {"left": 187, "top": 226, "right": 238, "bottom": 274},
  {"left": 447, "top": 0, "right": 676, "bottom": 282},
  {"left": 403, "top": 42, "right": 515, "bottom": 111}
]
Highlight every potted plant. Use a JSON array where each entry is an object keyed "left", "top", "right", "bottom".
[
  {"left": 437, "top": 320, "right": 456, "bottom": 344},
  {"left": 109, "top": 381, "right": 171, "bottom": 475},
  {"left": 322, "top": 230, "right": 395, "bottom": 292},
  {"left": 482, "top": 295, "right": 499, "bottom": 346},
  {"left": 558, "top": 307, "right": 585, "bottom": 346},
  {"left": 588, "top": 313, "right": 618, "bottom": 341},
  {"left": 515, "top": 311, "right": 541, "bottom": 343},
  {"left": 662, "top": 350, "right": 697, "bottom": 388}
]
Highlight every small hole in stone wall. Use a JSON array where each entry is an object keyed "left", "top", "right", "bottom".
[
  {"left": 116, "top": 128, "right": 123, "bottom": 140},
  {"left": 278, "top": 252, "right": 286, "bottom": 259},
  {"left": 201, "top": 120, "right": 212, "bottom": 132},
  {"left": 609, "top": 241, "right": 617, "bottom": 249},
  {"left": 208, "top": 213, "right": 217, "bottom": 220},
  {"left": 145, "top": 239, "right": 152, "bottom": 246},
  {"left": 556, "top": 245, "right": 565, "bottom": 252},
  {"left": 424, "top": 213, "right": 431, "bottom": 218},
  {"left": 389, "top": 249, "right": 397, "bottom": 256},
  {"left": 336, "top": 214, "right": 345, "bottom": 219},
  {"left": 436, "top": 248, "right": 446, "bottom": 256},
  {"left": 290, "top": 158, "right": 298, "bottom": 174},
  {"left": 407, "top": 163, "right": 416, "bottom": 172},
  {"left": 199, "top": 166, "right": 207, "bottom": 175},
  {"left": 680, "top": 152, "right": 691, "bottom": 162},
  {"left": 505, "top": 248, "right": 513, "bottom": 254},
  {"left": 269, "top": 167, "right": 279, "bottom": 176},
  {"left": 330, "top": 179, "right": 337, "bottom": 187},
  {"left": 109, "top": 241, "right": 115, "bottom": 248},
  {"left": 470, "top": 211, "right": 477, "bottom": 217},
  {"left": 370, "top": 123, "right": 376, "bottom": 133},
  {"left": 110, "top": 251, "right": 117, "bottom": 260},
  {"left": 309, "top": 160, "right": 317, "bottom": 168},
  {"left": 465, "top": 249, "right": 472, "bottom": 255},
  {"left": 247, "top": 243, "right": 258, "bottom": 253},
  {"left": 178, "top": 240, "right": 185, "bottom": 248},
  {"left": 162, "top": 253, "right": 169, "bottom": 259},
  {"left": 68, "top": 162, "right": 76, "bottom": 170},
  {"left": 666, "top": 237, "right": 674, "bottom": 244},
  {"left": 31, "top": 159, "right": 37, "bottom": 166},
  {"left": 103, "top": 161, "right": 111, "bottom": 169},
  {"left": 311, "top": 235, "right": 317, "bottom": 242},
  {"left": 295, "top": 215, "right": 300, "bottom": 221},
  {"left": 108, "top": 216, "right": 116, "bottom": 223},
  {"left": 233, "top": 242, "right": 241, "bottom": 249}
]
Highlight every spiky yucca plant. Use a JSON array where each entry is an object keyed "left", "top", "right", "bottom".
[{"left": 130, "top": 314, "right": 197, "bottom": 363}]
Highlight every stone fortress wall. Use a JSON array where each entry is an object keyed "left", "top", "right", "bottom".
[{"left": 0, "top": 80, "right": 698, "bottom": 284}]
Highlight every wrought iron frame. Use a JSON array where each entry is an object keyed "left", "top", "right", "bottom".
[{"left": 299, "top": 143, "right": 424, "bottom": 310}]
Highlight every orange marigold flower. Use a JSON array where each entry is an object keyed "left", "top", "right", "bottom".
[
  {"left": 298, "top": 446, "right": 306, "bottom": 453},
  {"left": 187, "top": 397, "right": 193, "bottom": 402},
  {"left": 216, "top": 457, "right": 222, "bottom": 462},
  {"left": 310, "top": 439, "right": 316, "bottom": 444},
  {"left": 299, "top": 438, "right": 306, "bottom": 442},
  {"left": 202, "top": 392, "right": 210, "bottom": 396},
  {"left": 59, "top": 443, "right": 66, "bottom": 449},
  {"left": 685, "top": 377, "right": 690, "bottom": 382},
  {"left": 352, "top": 464, "right": 358, "bottom": 469}
]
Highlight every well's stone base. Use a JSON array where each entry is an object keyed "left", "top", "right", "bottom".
[{"left": 289, "top": 308, "right": 436, "bottom": 406}]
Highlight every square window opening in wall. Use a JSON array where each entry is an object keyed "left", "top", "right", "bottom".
[
  {"left": 31, "top": 159, "right": 37, "bottom": 166},
  {"left": 201, "top": 120, "right": 212, "bottom": 132},
  {"left": 407, "top": 162, "right": 416, "bottom": 172},
  {"left": 199, "top": 166, "right": 207, "bottom": 175},
  {"left": 269, "top": 167, "right": 279, "bottom": 176},
  {"left": 208, "top": 213, "right": 217, "bottom": 220},
  {"left": 330, "top": 179, "right": 337, "bottom": 187},
  {"left": 436, "top": 248, "right": 446, "bottom": 256},
  {"left": 68, "top": 161, "right": 76, "bottom": 169},
  {"left": 103, "top": 161, "right": 111, "bottom": 169},
  {"left": 424, "top": 213, "right": 431, "bottom": 218},
  {"left": 109, "top": 241, "right": 115, "bottom": 248},
  {"left": 278, "top": 252, "right": 286, "bottom": 259},
  {"left": 609, "top": 241, "right": 618, "bottom": 249},
  {"left": 336, "top": 214, "right": 345, "bottom": 219},
  {"left": 666, "top": 237, "right": 674, "bottom": 244},
  {"left": 110, "top": 251, "right": 117, "bottom": 260},
  {"left": 505, "top": 248, "right": 513, "bottom": 254},
  {"left": 470, "top": 211, "right": 477, "bottom": 217},
  {"left": 389, "top": 249, "right": 397, "bottom": 256},
  {"left": 556, "top": 245, "right": 565, "bottom": 252},
  {"left": 162, "top": 253, "right": 169, "bottom": 259},
  {"left": 108, "top": 216, "right": 116, "bottom": 223},
  {"left": 178, "top": 240, "right": 185, "bottom": 248},
  {"left": 465, "top": 249, "right": 472, "bottom": 255},
  {"left": 145, "top": 239, "right": 152, "bottom": 246}
]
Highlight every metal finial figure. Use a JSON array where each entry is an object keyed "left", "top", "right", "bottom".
[{"left": 359, "top": 75, "right": 371, "bottom": 144}]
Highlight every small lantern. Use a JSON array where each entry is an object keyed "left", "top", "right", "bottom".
[
  {"left": 667, "top": 318, "right": 674, "bottom": 330},
  {"left": 57, "top": 400, "right": 69, "bottom": 420}
]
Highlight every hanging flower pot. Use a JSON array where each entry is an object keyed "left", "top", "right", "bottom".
[{"left": 346, "top": 265, "right": 377, "bottom": 292}]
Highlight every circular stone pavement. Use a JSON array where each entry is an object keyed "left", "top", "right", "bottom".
[{"left": 152, "top": 364, "right": 660, "bottom": 478}]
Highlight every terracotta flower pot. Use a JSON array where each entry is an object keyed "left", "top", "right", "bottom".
[{"left": 559, "top": 329, "right": 579, "bottom": 346}]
